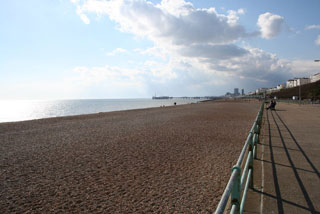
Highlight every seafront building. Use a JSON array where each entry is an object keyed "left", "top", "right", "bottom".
[
  {"left": 287, "top": 77, "right": 313, "bottom": 89},
  {"left": 286, "top": 79, "right": 295, "bottom": 88},
  {"left": 247, "top": 72, "right": 320, "bottom": 96},
  {"left": 293, "top": 77, "right": 310, "bottom": 87},
  {"left": 255, "top": 88, "right": 267, "bottom": 94},
  {"left": 277, "top": 84, "right": 285, "bottom": 90},
  {"left": 224, "top": 88, "right": 244, "bottom": 97},
  {"left": 310, "top": 73, "right": 320, "bottom": 83},
  {"left": 231, "top": 72, "right": 319, "bottom": 97},
  {"left": 234, "top": 88, "right": 240, "bottom": 96}
]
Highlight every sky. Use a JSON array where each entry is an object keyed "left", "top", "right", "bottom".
[{"left": 1, "top": 0, "right": 320, "bottom": 99}]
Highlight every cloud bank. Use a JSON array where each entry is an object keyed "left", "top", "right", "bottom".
[{"left": 70, "top": 0, "right": 302, "bottom": 95}]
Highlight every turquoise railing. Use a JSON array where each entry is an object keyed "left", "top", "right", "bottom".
[
  {"left": 276, "top": 99, "right": 320, "bottom": 105},
  {"left": 215, "top": 102, "right": 264, "bottom": 214}
]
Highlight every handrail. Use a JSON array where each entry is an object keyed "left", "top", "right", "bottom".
[
  {"left": 215, "top": 102, "right": 264, "bottom": 214},
  {"left": 276, "top": 99, "right": 320, "bottom": 105}
]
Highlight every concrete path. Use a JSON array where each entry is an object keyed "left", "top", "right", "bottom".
[{"left": 245, "top": 103, "right": 320, "bottom": 214}]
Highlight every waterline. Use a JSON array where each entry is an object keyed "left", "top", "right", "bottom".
[{"left": 0, "top": 98, "right": 204, "bottom": 123}]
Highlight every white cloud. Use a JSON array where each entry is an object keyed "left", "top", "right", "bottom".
[
  {"left": 237, "top": 8, "right": 245, "bottom": 15},
  {"left": 79, "top": 13, "right": 90, "bottom": 24},
  {"left": 304, "top": 24, "right": 320, "bottom": 46},
  {"left": 135, "top": 46, "right": 168, "bottom": 60},
  {"left": 177, "top": 44, "right": 249, "bottom": 60},
  {"left": 288, "top": 59, "right": 320, "bottom": 77},
  {"left": 76, "top": 6, "right": 90, "bottom": 24},
  {"left": 257, "top": 12, "right": 284, "bottom": 39},
  {"left": 106, "top": 48, "right": 129, "bottom": 56},
  {"left": 69, "top": 1, "right": 318, "bottom": 95},
  {"left": 71, "top": 0, "right": 247, "bottom": 45},
  {"left": 202, "top": 46, "right": 292, "bottom": 84},
  {"left": 158, "top": 0, "right": 194, "bottom": 17},
  {"left": 305, "top": 25, "right": 320, "bottom": 30},
  {"left": 227, "top": 8, "right": 245, "bottom": 26},
  {"left": 73, "top": 65, "right": 144, "bottom": 85},
  {"left": 316, "top": 35, "right": 320, "bottom": 46}
]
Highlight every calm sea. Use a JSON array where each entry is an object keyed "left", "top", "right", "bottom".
[{"left": 0, "top": 98, "right": 205, "bottom": 123}]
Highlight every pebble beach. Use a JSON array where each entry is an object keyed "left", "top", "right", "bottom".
[{"left": 0, "top": 100, "right": 259, "bottom": 213}]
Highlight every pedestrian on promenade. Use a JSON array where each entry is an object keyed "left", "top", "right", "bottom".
[{"left": 266, "top": 99, "right": 276, "bottom": 110}]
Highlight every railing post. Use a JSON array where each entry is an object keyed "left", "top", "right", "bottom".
[
  {"left": 231, "top": 166, "right": 241, "bottom": 214},
  {"left": 255, "top": 103, "right": 263, "bottom": 160},
  {"left": 253, "top": 133, "right": 258, "bottom": 159},
  {"left": 248, "top": 132, "right": 254, "bottom": 188},
  {"left": 255, "top": 124, "right": 260, "bottom": 134}
]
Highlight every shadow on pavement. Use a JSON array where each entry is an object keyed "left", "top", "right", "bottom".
[
  {"left": 252, "top": 188, "right": 315, "bottom": 213},
  {"left": 257, "top": 110, "right": 319, "bottom": 214},
  {"left": 274, "top": 111, "right": 320, "bottom": 179},
  {"left": 266, "top": 110, "right": 284, "bottom": 214}
]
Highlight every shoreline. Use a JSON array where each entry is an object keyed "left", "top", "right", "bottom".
[
  {"left": 0, "top": 100, "right": 259, "bottom": 212},
  {"left": 0, "top": 98, "right": 207, "bottom": 124}
]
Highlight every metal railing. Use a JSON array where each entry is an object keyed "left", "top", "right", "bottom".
[
  {"left": 276, "top": 99, "right": 320, "bottom": 105},
  {"left": 215, "top": 102, "right": 264, "bottom": 214}
]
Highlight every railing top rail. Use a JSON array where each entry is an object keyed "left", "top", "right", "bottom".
[
  {"left": 236, "top": 109, "right": 261, "bottom": 167},
  {"left": 215, "top": 169, "right": 238, "bottom": 213},
  {"left": 215, "top": 102, "right": 264, "bottom": 214},
  {"left": 236, "top": 131, "right": 253, "bottom": 167}
]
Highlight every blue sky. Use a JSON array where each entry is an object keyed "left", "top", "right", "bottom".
[{"left": 1, "top": 0, "right": 320, "bottom": 99}]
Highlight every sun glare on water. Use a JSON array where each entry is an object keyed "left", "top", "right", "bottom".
[{"left": 0, "top": 100, "right": 50, "bottom": 123}]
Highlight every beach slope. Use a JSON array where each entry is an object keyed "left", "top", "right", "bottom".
[{"left": 0, "top": 100, "right": 259, "bottom": 213}]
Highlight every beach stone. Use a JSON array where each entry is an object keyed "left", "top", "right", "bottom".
[{"left": 0, "top": 100, "right": 259, "bottom": 213}]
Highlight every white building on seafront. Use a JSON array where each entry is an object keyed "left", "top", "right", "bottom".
[
  {"left": 255, "top": 88, "right": 268, "bottom": 94},
  {"left": 277, "top": 84, "right": 286, "bottom": 90},
  {"left": 294, "top": 77, "right": 310, "bottom": 87},
  {"left": 286, "top": 77, "right": 310, "bottom": 88},
  {"left": 266, "top": 87, "right": 279, "bottom": 94},
  {"left": 252, "top": 72, "right": 319, "bottom": 97},
  {"left": 248, "top": 91, "right": 256, "bottom": 95},
  {"left": 310, "top": 73, "right": 320, "bottom": 83},
  {"left": 286, "top": 79, "right": 295, "bottom": 88}
]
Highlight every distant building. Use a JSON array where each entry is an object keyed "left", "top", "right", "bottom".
[
  {"left": 286, "top": 78, "right": 310, "bottom": 88},
  {"left": 256, "top": 88, "right": 267, "bottom": 94},
  {"left": 294, "top": 78, "right": 310, "bottom": 87},
  {"left": 225, "top": 92, "right": 232, "bottom": 97},
  {"left": 277, "top": 84, "right": 286, "bottom": 90},
  {"left": 310, "top": 73, "right": 320, "bottom": 83},
  {"left": 234, "top": 88, "right": 240, "bottom": 96},
  {"left": 286, "top": 79, "right": 295, "bottom": 88},
  {"left": 241, "top": 89, "right": 244, "bottom": 95},
  {"left": 266, "top": 87, "right": 279, "bottom": 94}
]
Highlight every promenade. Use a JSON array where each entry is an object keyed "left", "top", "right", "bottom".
[{"left": 245, "top": 103, "right": 320, "bottom": 214}]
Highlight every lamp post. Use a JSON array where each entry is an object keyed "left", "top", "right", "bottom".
[
  {"left": 299, "top": 79, "right": 301, "bottom": 105},
  {"left": 311, "top": 60, "right": 320, "bottom": 103}
]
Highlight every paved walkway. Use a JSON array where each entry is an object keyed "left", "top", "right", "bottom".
[{"left": 245, "top": 103, "right": 320, "bottom": 214}]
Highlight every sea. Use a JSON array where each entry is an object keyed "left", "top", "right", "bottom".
[{"left": 0, "top": 98, "right": 206, "bottom": 123}]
